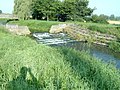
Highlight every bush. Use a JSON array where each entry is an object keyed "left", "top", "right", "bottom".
[
  {"left": 109, "top": 41, "right": 120, "bottom": 52},
  {"left": 75, "top": 18, "right": 85, "bottom": 22},
  {"left": 88, "top": 25, "right": 107, "bottom": 33},
  {"left": 91, "top": 15, "right": 108, "bottom": 24}
]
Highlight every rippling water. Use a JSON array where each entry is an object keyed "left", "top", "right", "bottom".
[{"left": 33, "top": 33, "right": 120, "bottom": 68}]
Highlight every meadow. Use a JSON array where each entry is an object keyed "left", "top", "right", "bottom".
[{"left": 0, "top": 23, "right": 120, "bottom": 89}]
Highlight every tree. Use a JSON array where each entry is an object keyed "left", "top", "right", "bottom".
[
  {"left": 14, "top": 0, "right": 32, "bottom": 19},
  {"left": 0, "top": 10, "right": 2, "bottom": 14},
  {"left": 116, "top": 16, "right": 120, "bottom": 21},
  {"left": 75, "top": 0, "right": 94, "bottom": 20},
  {"left": 109, "top": 14, "right": 115, "bottom": 20},
  {"left": 91, "top": 14, "right": 108, "bottom": 24},
  {"left": 14, "top": 0, "right": 93, "bottom": 21},
  {"left": 31, "top": 0, "right": 58, "bottom": 21}
]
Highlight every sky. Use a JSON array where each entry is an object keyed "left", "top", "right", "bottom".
[
  {"left": 0, "top": 0, "right": 120, "bottom": 16},
  {"left": 88, "top": 0, "right": 120, "bottom": 16},
  {"left": 0, "top": 0, "right": 14, "bottom": 14}
]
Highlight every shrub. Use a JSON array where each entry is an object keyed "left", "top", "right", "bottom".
[
  {"left": 109, "top": 41, "right": 120, "bottom": 52},
  {"left": 88, "top": 25, "right": 107, "bottom": 33}
]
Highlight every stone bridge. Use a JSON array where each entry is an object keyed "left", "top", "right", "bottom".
[{"left": 0, "top": 13, "right": 18, "bottom": 20}]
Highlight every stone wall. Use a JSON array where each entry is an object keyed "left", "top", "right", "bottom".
[
  {"left": 0, "top": 14, "right": 18, "bottom": 19},
  {"left": 49, "top": 24, "right": 117, "bottom": 45},
  {"left": 5, "top": 24, "right": 31, "bottom": 35}
]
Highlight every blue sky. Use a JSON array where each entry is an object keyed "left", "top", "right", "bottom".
[
  {"left": 88, "top": 0, "right": 120, "bottom": 16},
  {"left": 0, "top": 0, "right": 14, "bottom": 14},
  {"left": 0, "top": 0, "right": 120, "bottom": 16}
]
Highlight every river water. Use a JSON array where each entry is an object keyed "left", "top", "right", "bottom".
[
  {"left": 33, "top": 33, "right": 120, "bottom": 68},
  {"left": 1, "top": 19, "right": 120, "bottom": 68},
  {"left": 0, "top": 20, "right": 7, "bottom": 25}
]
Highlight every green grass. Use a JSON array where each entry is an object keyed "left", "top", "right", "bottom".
[
  {"left": 0, "top": 18, "right": 9, "bottom": 25},
  {"left": 1, "top": 26, "right": 120, "bottom": 90},
  {"left": 9, "top": 20, "right": 64, "bottom": 33},
  {"left": 108, "top": 41, "right": 120, "bottom": 52},
  {"left": 9, "top": 20, "right": 120, "bottom": 38},
  {"left": 0, "top": 18, "right": 9, "bottom": 21},
  {"left": 76, "top": 22, "right": 120, "bottom": 38},
  {"left": 8, "top": 20, "right": 120, "bottom": 53}
]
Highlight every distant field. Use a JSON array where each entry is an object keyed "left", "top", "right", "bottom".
[{"left": 108, "top": 20, "right": 120, "bottom": 25}]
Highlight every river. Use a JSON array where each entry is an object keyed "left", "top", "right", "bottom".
[
  {"left": 33, "top": 32, "right": 120, "bottom": 68},
  {"left": 1, "top": 19, "right": 120, "bottom": 68}
]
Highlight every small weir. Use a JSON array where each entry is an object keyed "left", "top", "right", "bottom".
[
  {"left": 33, "top": 33, "right": 76, "bottom": 45},
  {"left": 33, "top": 33, "right": 120, "bottom": 68}
]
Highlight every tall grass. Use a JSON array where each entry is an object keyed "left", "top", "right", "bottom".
[
  {"left": 9, "top": 20, "right": 120, "bottom": 39},
  {"left": 109, "top": 41, "right": 120, "bottom": 52},
  {"left": 0, "top": 26, "right": 120, "bottom": 90},
  {"left": 0, "top": 27, "right": 91, "bottom": 90},
  {"left": 58, "top": 48, "right": 120, "bottom": 90},
  {"left": 76, "top": 22, "right": 120, "bottom": 38}
]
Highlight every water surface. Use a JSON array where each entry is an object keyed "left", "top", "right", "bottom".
[{"left": 33, "top": 33, "right": 120, "bottom": 68}]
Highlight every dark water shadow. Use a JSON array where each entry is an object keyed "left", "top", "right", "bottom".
[
  {"left": 7, "top": 67, "right": 41, "bottom": 90},
  {"left": 58, "top": 47, "right": 120, "bottom": 90}
]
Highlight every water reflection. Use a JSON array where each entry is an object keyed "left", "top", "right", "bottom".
[
  {"left": 0, "top": 20, "right": 7, "bottom": 25},
  {"left": 63, "top": 42, "right": 120, "bottom": 68},
  {"left": 33, "top": 33, "right": 120, "bottom": 68}
]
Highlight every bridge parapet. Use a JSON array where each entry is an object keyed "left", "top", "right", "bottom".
[{"left": 0, "top": 14, "right": 18, "bottom": 19}]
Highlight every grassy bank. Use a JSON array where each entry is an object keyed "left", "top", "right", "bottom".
[
  {"left": 9, "top": 20, "right": 120, "bottom": 52},
  {"left": 108, "top": 41, "right": 120, "bottom": 52},
  {"left": 75, "top": 22, "right": 120, "bottom": 39},
  {"left": 72, "top": 22, "right": 120, "bottom": 52},
  {"left": 9, "top": 20, "right": 64, "bottom": 33},
  {"left": 0, "top": 18, "right": 9, "bottom": 25},
  {"left": 1, "top": 26, "right": 120, "bottom": 90},
  {"left": 9, "top": 20, "right": 120, "bottom": 39}
]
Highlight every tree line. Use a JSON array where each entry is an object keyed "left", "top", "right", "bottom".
[
  {"left": 13, "top": 0, "right": 120, "bottom": 23},
  {"left": 14, "top": 0, "right": 94, "bottom": 21},
  {"left": 0, "top": 10, "right": 2, "bottom": 14},
  {"left": 91, "top": 14, "right": 120, "bottom": 24}
]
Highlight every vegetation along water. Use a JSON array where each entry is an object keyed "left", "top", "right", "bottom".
[
  {"left": 1, "top": 0, "right": 120, "bottom": 89},
  {"left": 1, "top": 19, "right": 120, "bottom": 89}
]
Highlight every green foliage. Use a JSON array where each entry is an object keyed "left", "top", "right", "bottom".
[
  {"left": 0, "top": 10, "right": 2, "bottom": 14},
  {"left": 75, "top": 22, "right": 120, "bottom": 39},
  {"left": 14, "top": 0, "right": 32, "bottom": 19},
  {"left": 109, "top": 14, "right": 115, "bottom": 20},
  {"left": 75, "top": 18, "right": 85, "bottom": 22},
  {"left": 109, "top": 41, "right": 120, "bottom": 52},
  {"left": 91, "top": 14, "right": 108, "bottom": 24},
  {"left": 1, "top": 27, "right": 120, "bottom": 90},
  {"left": 0, "top": 18, "right": 9, "bottom": 25},
  {"left": 75, "top": 0, "right": 94, "bottom": 18},
  {"left": 9, "top": 20, "right": 64, "bottom": 32},
  {"left": 14, "top": 0, "right": 93, "bottom": 21},
  {"left": 88, "top": 25, "right": 107, "bottom": 33},
  {"left": 31, "top": 0, "right": 57, "bottom": 20}
]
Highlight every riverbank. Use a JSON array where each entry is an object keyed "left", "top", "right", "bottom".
[
  {"left": 0, "top": 26, "right": 120, "bottom": 89},
  {"left": 9, "top": 20, "right": 120, "bottom": 52},
  {"left": 9, "top": 20, "right": 64, "bottom": 32}
]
